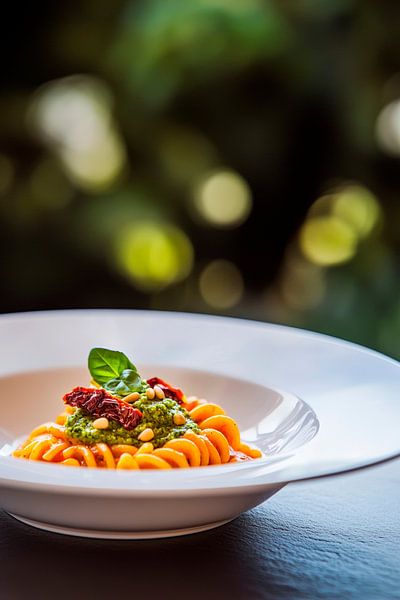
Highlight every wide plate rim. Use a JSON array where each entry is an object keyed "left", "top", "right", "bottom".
[{"left": 0, "top": 308, "right": 399, "bottom": 492}]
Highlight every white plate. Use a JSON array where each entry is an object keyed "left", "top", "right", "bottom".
[{"left": 0, "top": 309, "right": 399, "bottom": 539}]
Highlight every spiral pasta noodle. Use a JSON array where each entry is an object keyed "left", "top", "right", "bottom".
[{"left": 13, "top": 399, "right": 262, "bottom": 469}]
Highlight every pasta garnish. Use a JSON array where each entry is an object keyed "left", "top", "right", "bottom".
[{"left": 13, "top": 347, "right": 262, "bottom": 470}]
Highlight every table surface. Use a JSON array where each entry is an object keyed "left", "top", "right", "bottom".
[{"left": 1, "top": 459, "right": 400, "bottom": 600}]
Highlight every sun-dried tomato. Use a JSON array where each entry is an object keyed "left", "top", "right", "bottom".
[
  {"left": 64, "top": 387, "right": 142, "bottom": 430},
  {"left": 146, "top": 377, "right": 184, "bottom": 404}
]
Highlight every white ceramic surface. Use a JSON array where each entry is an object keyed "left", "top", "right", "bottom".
[{"left": 0, "top": 310, "right": 399, "bottom": 539}]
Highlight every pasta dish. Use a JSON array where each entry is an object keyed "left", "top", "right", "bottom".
[{"left": 13, "top": 348, "right": 262, "bottom": 469}]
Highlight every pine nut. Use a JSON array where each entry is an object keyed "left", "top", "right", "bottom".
[
  {"left": 173, "top": 413, "right": 186, "bottom": 426},
  {"left": 93, "top": 417, "right": 109, "bottom": 430},
  {"left": 137, "top": 442, "right": 154, "bottom": 454},
  {"left": 138, "top": 428, "right": 154, "bottom": 442},
  {"left": 154, "top": 385, "right": 165, "bottom": 399},
  {"left": 146, "top": 387, "right": 155, "bottom": 399},
  {"left": 124, "top": 391, "right": 140, "bottom": 402}
]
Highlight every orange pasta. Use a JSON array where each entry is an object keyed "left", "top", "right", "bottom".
[
  {"left": 12, "top": 347, "right": 263, "bottom": 470},
  {"left": 13, "top": 404, "right": 262, "bottom": 469}
]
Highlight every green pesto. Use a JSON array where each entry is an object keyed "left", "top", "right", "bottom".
[{"left": 64, "top": 396, "right": 200, "bottom": 448}]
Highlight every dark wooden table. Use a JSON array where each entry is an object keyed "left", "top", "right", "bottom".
[{"left": 1, "top": 459, "right": 399, "bottom": 600}]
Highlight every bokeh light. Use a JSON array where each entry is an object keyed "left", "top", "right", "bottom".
[
  {"left": 300, "top": 183, "right": 382, "bottom": 267},
  {"left": 332, "top": 185, "right": 381, "bottom": 238},
  {"left": 114, "top": 222, "right": 194, "bottom": 291},
  {"left": 199, "top": 260, "right": 244, "bottom": 309},
  {"left": 375, "top": 99, "right": 400, "bottom": 156},
  {"left": 299, "top": 215, "right": 357, "bottom": 266},
  {"left": 193, "top": 169, "right": 252, "bottom": 228},
  {"left": 307, "top": 193, "right": 335, "bottom": 217},
  {"left": 28, "top": 75, "right": 126, "bottom": 191}
]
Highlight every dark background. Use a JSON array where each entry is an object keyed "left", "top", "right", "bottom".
[{"left": 0, "top": 0, "right": 399, "bottom": 358}]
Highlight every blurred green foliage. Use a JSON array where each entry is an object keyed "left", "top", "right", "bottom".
[
  {"left": 0, "top": 0, "right": 399, "bottom": 359},
  {"left": 109, "top": 0, "right": 290, "bottom": 107}
]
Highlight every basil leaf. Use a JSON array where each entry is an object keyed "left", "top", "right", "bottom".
[
  {"left": 104, "top": 369, "right": 144, "bottom": 397},
  {"left": 88, "top": 347, "right": 137, "bottom": 386}
]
